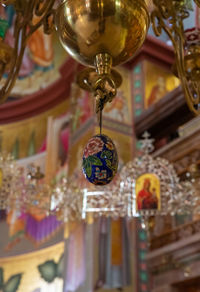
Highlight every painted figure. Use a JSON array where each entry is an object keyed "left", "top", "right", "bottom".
[
  {"left": 28, "top": 10, "right": 54, "bottom": 69},
  {"left": 104, "top": 90, "right": 129, "bottom": 122},
  {"left": 1, "top": 5, "right": 34, "bottom": 78},
  {"left": 137, "top": 178, "right": 158, "bottom": 210},
  {"left": 147, "top": 76, "right": 168, "bottom": 108}
]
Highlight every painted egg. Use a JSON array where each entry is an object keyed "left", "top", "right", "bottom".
[{"left": 82, "top": 134, "right": 118, "bottom": 185}]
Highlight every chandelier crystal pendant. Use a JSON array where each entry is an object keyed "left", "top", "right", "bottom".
[
  {"left": 0, "top": 152, "right": 18, "bottom": 210},
  {"left": 51, "top": 177, "right": 84, "bottom": 222},
  {"left": 52, "top": 173, "right": 132, "bottom": 221},
  {"left": 24, "top": 165, "right": 53, "bottom": 217}
]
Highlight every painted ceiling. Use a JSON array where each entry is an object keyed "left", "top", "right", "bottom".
[{"left": 0, "top": 5, "right": 68, "bottom": 99}]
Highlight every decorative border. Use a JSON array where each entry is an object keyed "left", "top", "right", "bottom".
[
  {"left": 137, "top": 220, "right": 149, "bottom": 292},
  {"left": 132, "top": 62, "right": 144, "bottom": 118},
  {"left": 135, "top": 132, "right": 149, "bottom": 292},
  {"left": 0, "top": 58, "right": 76, "bottom": 124}
]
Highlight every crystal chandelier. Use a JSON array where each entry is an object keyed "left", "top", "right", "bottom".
[
  {"left": 183, "top": 164, "right": 200, "bottom": 217},
  {"left": 0, "top": 152, "right": 19, "bottom": 210},
  {"left": 0, "top": 146, "right": 197, "bottom": 224},
  {"left": 0, "top": 159, "right": 53, "bottom": 216},
  {"left": 23, "top": 165, "right": 53, "bottom": 216},
  {"left": 50, "top": 132, "right": 193, "bottom": 222},
  {"left": 119, "top": 132, "right": 182, "bottom": 217},
  {"left": 50, "top": 173, "right": 132, "bottom": 222},
  {"left": 81, "top": 180, "right": 132, "bottom": 219},
  {"left": 51, "top": 177, "right": 83, "bottom": 222}
]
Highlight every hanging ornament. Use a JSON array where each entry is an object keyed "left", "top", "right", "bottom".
[
  {"left": 82, "top": 134, "right": 118, "bottom": 185},
  {"left": 82, "top": 88, "right": 118, "bottom": 185}
]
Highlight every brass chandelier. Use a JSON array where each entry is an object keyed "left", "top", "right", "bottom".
[
  {"left": 0, "top": 0, "right": 199, "bottom": 115},
  {"left": 151, "top": 0, "right": 200, "bottom": 114}
]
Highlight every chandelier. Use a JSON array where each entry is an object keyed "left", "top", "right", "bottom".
[
  {"left": 0, "top": 138, "right": 198, "bottom": 225},
  {"left": 183, "top": 164, "right": 200, "bottom": 217},
  {"left": 151, "top": 0, "right": 200, "bottom": 114},
  {"left": 55, "top": 0, "right": 149, "bottom": 185},
  {"left": 52, "top": 174, "right": 132, "bottom": 222},
  {"left": 41, "top": 133, "right": 196, "bottom": 222},
  {"left": 0, "top": 159, "right": 53, "bottom": 217},
  {"left": 0, "top": 152, "right": 20, "bottom": 210},
  {"left": 0, "top": 0, "right": 199, "bottom": 115},
  {"left": 119, "top": 132, "right": 183, "bottom": 218}
]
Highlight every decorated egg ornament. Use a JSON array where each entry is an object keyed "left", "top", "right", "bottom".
[{"left": 82, "top": 134, "right": 118, "bottom": 185}]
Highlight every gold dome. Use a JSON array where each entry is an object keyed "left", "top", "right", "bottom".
[{"left": 55, "top": 0, "right": 149, "bottom": 67}]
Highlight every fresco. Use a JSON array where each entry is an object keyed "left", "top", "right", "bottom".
[
  {"left": 0, "top": 99, "right": 69, "bottom": 159},
  {"left": 0, "top": 243, "right": 64, "bottom": 292},
  {"left": 144, "top": 60, "right": 180, "bottom": 109},
  {"left": 0, "top": 5, "right": 68, "bottom": 96},
  {"left": 71, "top": 90, "right": 93, "bottom": 134},
  {"left": 103, "top": 67, "right": 132, "bottom": 125},
  {"left": 68, "top": 128, "right": 94, "bottom": 180},
  {"left": 44, "top": 114, "right": 71, "bottom": 183}
]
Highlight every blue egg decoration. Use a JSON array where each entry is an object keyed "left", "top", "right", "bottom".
[{"left": 82, "top": 134, "right": 118, "bottom": 185}]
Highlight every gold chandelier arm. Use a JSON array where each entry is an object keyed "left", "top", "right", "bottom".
[
  {"left": 194, "top": 0, "right": 200, "bottom": 7},
  {"left": 175, "top": 30, "right": 200, "bottom": 113},
  {"left": 35, "top": 0, "right": 54, "bottom": 17},
  {"left": 151, "top": 0, "right": 200, "bottom": 115},
  {"left": 151, "top": 10, "right": 176, "bottom": 48},
  {"left": 0, "top": 64, "right": 6, "bottom": 81},
  {"left": 27, "top": 0, "right": 56, "bottom": 37},
  {"left": 0, "top": 0, "right": 56, "bottom": 103},
  {"left": 0, "top": 0, "right": 15, "bottom": 4},
  {"left": 0, "top": 3, "right": 29, "bottom": 103}
]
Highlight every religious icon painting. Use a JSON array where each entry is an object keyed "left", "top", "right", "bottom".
[
  {"left": 144, "top": 61, "right": 180, "bottom": 110},
  {"left": 135, "top": 173, "right": 161, "bottom": 212}
]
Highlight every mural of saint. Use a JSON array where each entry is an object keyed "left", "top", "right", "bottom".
[
  {"left": 136, "top": 174, "right": 160, "bottom": 211},
  {"left": 0, "top": 5, "right": 35, "bottom": 78},
  {"left": 104, "top": 90, "right": 129, "bottom": 123},
  {"left": 0, "top": 4, "right": 64, "bottom": 96},
  {"left": 144, "top": 60, "right": 180, "bottom": 109},
  {"left": 147, "top": 76, "right": 168, "bottom": 108},
  {"left": 72, "top": 91, "right": 93, "bottom": 132},
  {"left": 28, "top": 13, "right": 54, "bottom": 69}
]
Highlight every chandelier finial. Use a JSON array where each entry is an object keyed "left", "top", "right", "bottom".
[{"left": 139, "top": 131, "right": 155, "bottom": 155}]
